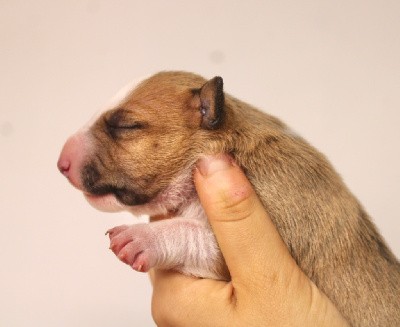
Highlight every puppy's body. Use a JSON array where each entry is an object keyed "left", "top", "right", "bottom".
[{"left": 58, "top": 72, "right": 400, "bottom": 326}]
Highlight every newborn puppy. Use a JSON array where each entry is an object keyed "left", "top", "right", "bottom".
[{"left": 58, "top": 71, "right": 400, "bottom": 326}]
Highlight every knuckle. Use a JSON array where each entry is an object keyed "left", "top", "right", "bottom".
[{"left": 213, "top": 183, "right": 257, "bottom": 222}]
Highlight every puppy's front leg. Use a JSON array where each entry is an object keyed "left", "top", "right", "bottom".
[{"left": 107, "top": 218, "right": 229, "bottom": 280}]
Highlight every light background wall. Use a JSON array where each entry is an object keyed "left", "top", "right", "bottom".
[{"left": 1, "top": 1, "right": 399, "bottom": 326}]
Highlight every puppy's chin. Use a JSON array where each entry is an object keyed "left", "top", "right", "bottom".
[{"left": 84, "top": 193, "right": 126, "bottom": 212}]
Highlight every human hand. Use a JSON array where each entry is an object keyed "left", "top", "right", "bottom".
[{"left": 149, "top": 154, "right": 349, "bottom": 327}]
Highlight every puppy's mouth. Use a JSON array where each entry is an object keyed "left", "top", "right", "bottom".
[
  {"left": 81, "top": 164, "right": 151, "bottom": 207},
  {"left": 84, "top": 185, "right": 150, "bottom": 206}
]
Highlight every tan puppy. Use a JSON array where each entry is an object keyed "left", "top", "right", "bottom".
[{"left": 58, "top": 71, "right": 400, "bottom": 326}]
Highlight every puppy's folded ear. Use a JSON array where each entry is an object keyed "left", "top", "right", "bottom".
[{"left": 192, "top": 76, "right": 225, "bottom": 130}]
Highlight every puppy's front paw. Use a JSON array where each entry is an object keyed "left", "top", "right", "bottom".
[{"left": 107, "top": 224, "right": 157, "bottom": 272}]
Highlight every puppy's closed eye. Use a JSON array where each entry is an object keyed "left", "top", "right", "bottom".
[{"left": 105, "top": 109, "right": 147, "bottom": 138}]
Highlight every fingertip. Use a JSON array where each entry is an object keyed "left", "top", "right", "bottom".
[
  {"left": 196, "top": 154, "right": 235, "bottom": 178},
  {"left": 148, "top": 269, "right": 155, "bottom": 286}
]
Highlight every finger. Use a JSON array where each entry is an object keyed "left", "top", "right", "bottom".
[
  {"left": 194, "top": 154, "right": 296, "bottom": 287},
  {"left": 149, "top": 269, "right": 234, "bottom": 327},
  {"left": 148, "top": 268, "right": 156, "bottom": 286}
]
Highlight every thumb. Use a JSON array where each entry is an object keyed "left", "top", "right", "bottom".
[{"left": 194, "top": 154, "right": 295, "bottom": 286}]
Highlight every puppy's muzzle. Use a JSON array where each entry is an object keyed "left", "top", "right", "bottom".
[{"left": 57, "top": 133, "right": 87, "bottom": 190}]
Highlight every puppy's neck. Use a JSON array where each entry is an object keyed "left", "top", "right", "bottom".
[{"left": 127, "top": 167, "right": 197, "bottom": 218}]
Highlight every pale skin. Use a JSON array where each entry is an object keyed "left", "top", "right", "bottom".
[{"left": 149, "top": 155, "right": 350, "bottom": 327}]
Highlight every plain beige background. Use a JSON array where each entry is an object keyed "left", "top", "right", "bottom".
[{"left": 1, "top": 1, "right": 399, "bottom": 326}]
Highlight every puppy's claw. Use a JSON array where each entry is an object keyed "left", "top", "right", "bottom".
[
  {"left": 118, "top": 252, "right": 127, "bottom": 261},
  {"left": 107, "top": 224, "right": 155, "bottom": 273}
]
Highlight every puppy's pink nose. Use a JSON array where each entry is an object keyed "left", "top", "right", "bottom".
[
  {"left": 57, "top": 158, "right": 71, "bottom": 176},
  {"left": 57, "top": 132, "right": 88, "bottom": 190}
]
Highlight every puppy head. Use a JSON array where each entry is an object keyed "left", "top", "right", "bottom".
[{"left": 58, "top": 72, "right": 227, "bottom": 214}]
